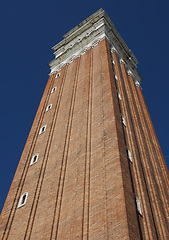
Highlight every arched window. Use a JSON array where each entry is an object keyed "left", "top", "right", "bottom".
[
  {"left": 126, "top": 146, "right": 132, "bottom": 162},
  {"left": 114, "top": 74, "right": 118, "bottom": 81},
  {"left": 116, "top": 90, "right": 121, "bottom": 100},
  {"left": 51, "top": 87, "right": 56, "bottom": 93},
  {"left": 121, "top": 114, "right": 126, "bottom": 127},
  {"left": 46, "top": 104, "right": 52, "bottom": 112},
  {"left": 18, "top": 192, "right": 28, "bottom": 208},
  {"left": 39, "top": 125, "right": 46, "bottom": 135},
  {"left": 55, "top": 73, "right": 60, "bottom": 78},
  {"left": 134, "top": 194, "right": 142, "bottom": 215},
  {"left": 30, "top": 154, "right": 39, "bottom": 165}
]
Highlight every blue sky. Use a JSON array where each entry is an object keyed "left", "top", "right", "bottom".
[{"left": 0, "top": 0, "right": 169, "bottom": 213}]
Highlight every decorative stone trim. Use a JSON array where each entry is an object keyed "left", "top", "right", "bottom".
[
  {"left": 48, "top": 9, "right": 143, "bottom": 84},
  {"left": 111, "top": 46, "right": 118, "bottom": 53},
  {"left": 120, "top": 58, "right": 125, "bottom": 65},
  {"left": 135, "top": 80, "right": 143, "bottom": 90},
  {"left": 127, "top": 70, "right": 133, "bottom": 76},
  {"left": 49, "top": 34, "right": 105, "bottom": 74},
  {"left": 135, "top": 80, "right": 140, "bottom": 87}
]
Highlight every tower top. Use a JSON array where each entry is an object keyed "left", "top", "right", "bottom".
[{"left": 48, "top": 9, "right": 142, "bottom": 83}]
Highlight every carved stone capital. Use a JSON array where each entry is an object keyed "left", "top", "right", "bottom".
[
  {"left": 120, "top": 58, "right": 125, "bottom": 65},
  {"left": 135, "top": 80, "right": 140, "bottom": 87},
  {"left": 127, "top": 70, "right": 133, "bottom": 76},
  {"left": 135, "top": 80, "right": 142, "bottom": 90},
  {"left": 111, "top": 46, "right": 118, "bottom": 53}
]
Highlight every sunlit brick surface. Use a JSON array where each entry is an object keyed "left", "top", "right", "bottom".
[{"left": 0, "top": 38, "right": 168, "bottom": 240}]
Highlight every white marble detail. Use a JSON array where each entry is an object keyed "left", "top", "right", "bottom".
[
  {"left": 111, "top": 46, "right": 118, "bottom": 53},
  {"left": 135, "top": 80, "right": 140, "bottom": 86},
  {"left": 135, "top": 80, "right": 142, "bottom": 90},
  {"left": 48, "top": 9, "right": 142, "bottom": 85},
  {"left": 120, "top": 58, "right": 125, "bottom": 65},
  {"left": 127, "top": 70, "right": 133, "bottom": 76}
]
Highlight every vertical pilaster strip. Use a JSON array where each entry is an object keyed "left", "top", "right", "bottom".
[
  {"left": 82, "top": 48, "right": 93, "bottom": 240},
  {"left": 27, "top": 58, "right": 82, "bottom": 239},
  {"left": 131, "top": 78, "right": 169, "bottom": 237},
  {"left": 104, "top": 40, "right": 140, "bottom": 239},
  {"left": 135, "top": 82, "right": 169, "bottom": 215},
  {"left": 55, "top": 58, "right": 80, "bottom": 240},
  {"left": 118, "top": 58, "right": 159, "bottom": 239},
  {"left": 112, "top": 51, "right": 150, "bottom": 239},
  {"left": 136, "top": 85, "right": 169, "bottom": 193},
  {"left": 89, "top": 40, "right": 108, "bottom": 239},
  {"left": 127, "top": 73, "right": 168, "bottom": 239},
  {"left": 47, "top": 58, "right": 81, "bottom": 239}
]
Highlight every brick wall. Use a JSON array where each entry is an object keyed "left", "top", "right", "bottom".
[{"left": 0, "top": 38, "right": 168, "bottom": 240}]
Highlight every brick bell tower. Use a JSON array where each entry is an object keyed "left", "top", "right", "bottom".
[{"left": 0, "top": 9, "right": 169, "bottom": 240}]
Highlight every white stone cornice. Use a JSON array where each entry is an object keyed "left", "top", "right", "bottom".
[
  {"left": 48, "top": 9, "right": 143, "bottom": 83},
  {"left": 49, "top": 33, "right": 106, "bottom": 75}
]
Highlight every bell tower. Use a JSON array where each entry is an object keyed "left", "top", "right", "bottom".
[{"left": 0, "top": 9, "right": 169, "bottom": 240}]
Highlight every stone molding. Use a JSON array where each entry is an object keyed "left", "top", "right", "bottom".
[
  {"left": 120, "top": 58, "right": 126, "bottom": 65},
  {"left": 127, "top": 70, "right": 133, "bottom": 76},
  {"left": 48, "top": 9, "right": 143, "bottom": 84}
]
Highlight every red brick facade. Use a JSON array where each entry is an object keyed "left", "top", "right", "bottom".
[{"left": 0, "top": 35, "right": 169, "bottom": 239}]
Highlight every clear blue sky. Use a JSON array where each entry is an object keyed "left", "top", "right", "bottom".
[{"left": 0, "top": 0, "right": 169, "bottom": 213}]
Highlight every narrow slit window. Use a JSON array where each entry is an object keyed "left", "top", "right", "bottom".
[
  {"left": 114, "top": 74, "right": 118, "bottom": 81},
  {"left": 46, "top": 104, "right": 52, "bottom": 112},
  {"left": 30, "top": 154, "right": 39, "bottom": 165},
  {"left": 126, "top": 146, "right": 132, "bottom": 162},
  {"left": 18, "top": 192, "right": 28, "bottom": 208},
  {"left": 135, "top": 195, "right": 142, "bottom": 216},
  {"left": 51, "top": 87, "right": 56, "bottom": 93},
  {"left": 117, "top": 90, "right": 121, "bottom": 100},
  {"left": 55, "top": 73, "right": 60, "bottom": 79},
  {"left": 39, "top": 125, "right": 46, "bottom": 135},
  {"left": 121, "top": 114, "right": 126, "bottom": 127}
]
